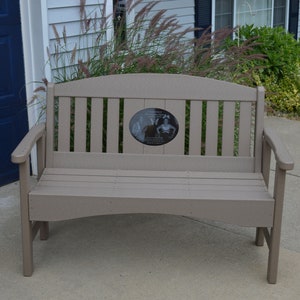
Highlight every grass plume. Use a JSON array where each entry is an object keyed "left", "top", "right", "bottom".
[{"left": 45, "top": 0, "right": 265, "bottom": 84}]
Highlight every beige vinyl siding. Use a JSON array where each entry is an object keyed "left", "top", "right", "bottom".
[
  {"left": 47, "top": 0, "right": 107, "bottom": 80},
  {"left": 46, "top": 0, "right": 196, "bottom": 80},
  {"left": 137, "top": 0, "right": 195, "bottom": 39}
]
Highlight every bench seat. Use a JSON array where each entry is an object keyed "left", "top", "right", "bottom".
[{"left": 29, "top": 168, "right": 274, "bottom": 226}]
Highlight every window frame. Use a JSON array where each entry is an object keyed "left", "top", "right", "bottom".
[{"left": 211, "top": 0, "right": 290, "bottom": 31}]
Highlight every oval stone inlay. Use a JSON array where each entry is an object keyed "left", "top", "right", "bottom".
[{"left": 129, "top": 108, "right": 179, "bottom": 146}]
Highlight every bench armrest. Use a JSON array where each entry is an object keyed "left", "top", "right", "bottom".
[
  {"left": 11, "top": 123, "right": 46, "bottom": 164},
  {"left": 263, "top": 127, "right": 294, "bottom": 171}
]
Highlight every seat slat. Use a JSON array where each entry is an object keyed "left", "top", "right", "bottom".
[
  {"left": 38, "top": 174, "right": 266, "bottom": 188},
  {"left": 31, "top": 183, "right": 270, "bottom": 200},
  {"left": 43, "top": 168, "right": 263, "bottom": 179}
]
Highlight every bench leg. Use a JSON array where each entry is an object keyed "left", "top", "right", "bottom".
[
  {"left": 40, "top": 222, "right": 49, "bottom": 240},
  {"left": 255, "top": 227, "right": 265, "bottom": 246},
  {"left": 21, "top": 220, "right": 34, "bottom": 276},
  {"left": 267, "top": 165, "right": 286, "bottom": 284},
  {"left": 19, "top": 161, "right": 34, "bottom": 276},
  {"left": 21, "top": 221, "right": 48, "bottom": 276},
  {"left": 267, "top": 226, "right": 281, "bottom": 284}
]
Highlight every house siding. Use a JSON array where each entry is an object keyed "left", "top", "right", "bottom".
[
  {"left": 47, "top": 0, "right": 108, "bottom": 78},
  {"left": 138, "top": 0, "right": 195, "bottom": 39},
  {"left": 29, "top": 0, "right": 197, "bottom": 82}
]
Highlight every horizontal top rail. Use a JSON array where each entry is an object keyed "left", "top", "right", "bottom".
[{"left": 51, "top": 73, "right": 259, "bottom": 101}]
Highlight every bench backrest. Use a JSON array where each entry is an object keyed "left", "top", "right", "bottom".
[{"left": 45, "top": 74, "right": 265, "bottom": 172}]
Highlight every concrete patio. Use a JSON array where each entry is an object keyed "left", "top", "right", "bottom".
[{"left": 1, "top": 116, "right": 300, "bottom": 300}]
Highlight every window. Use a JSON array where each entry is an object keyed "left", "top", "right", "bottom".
[
  {"left": 195, "top": 0, "right": 212, "bottom": 38},
  {"left": 274, "top": 0, "right": 286, "bottom": 27},
  {"left": 236, "top": 0, "right": 272, "bottom": 27},
  {"left": 113, "top": 0, "right": 127, "bottom": 46},
  {"left": 214, "top": 0, "right": 288, "bottom": 30},
  {"left": 215, "top": 0, "right": 233, "bottom": 29}
]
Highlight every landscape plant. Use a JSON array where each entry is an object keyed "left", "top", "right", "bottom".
[
  {"left": 46, "top": 0, "right": 264, "bottom": 83},
  {"left": 33, "top": 0, "right": 271, "bottom": 154},
  {"left": 226, "top": 24, "right": 300, "bottom": 116}
]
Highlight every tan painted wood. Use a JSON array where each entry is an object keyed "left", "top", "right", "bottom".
[
  {"left": 29, "top": 168, "right": 274, "bottom": 226},
  {"left": 222, "top": 101, "right": 235, "bottom": 156},
  {"left": 52, "top": 152, "right": 255, "bottom": 172},
  {"left": 11, "top": 74, "right": 294, "bottom": 282},
  {"left": 238, "top": 102, "right": 252, "bottom": 156},
  {"left": 43, "top": 168, "right": 264, "bottom": 179},
  {"left": 11, "top": 123, "right": 46, "bottom": 164},
  {"left": 45, "top": 83, "right": 55, "bottom": 167},
  {"left": 254, "top": 87, "right": 266, "bottom": 172},
  {"left": 106, "top": 98, "right": 119, "bottom": 153},
  {"left": 33, "top": 178, "right": 269, "bottom": 192},
  {"left": 90, "top": 98, "right": 103, "bottom": 152},
  {"left": 189, "top": 101, "right": 202, "bottom": 155},
  {"left": 123, "top": 98, "right": 144, "bottom": 154},
  {"left": 205, "top": 101, "right": 219, "bottom": 155},
  {"left": 164, "top": 100, "right": 185, "bottom": 155},
  {"left": 74, "top": 97, "right": 87, "bottom": 152},
  {"left": 53, "top": 74, "right": 257, "bottom": 101},
  {"left": 57, "top": 97, "right": 71, "bottom": 151}
]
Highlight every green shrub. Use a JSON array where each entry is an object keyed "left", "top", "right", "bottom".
[
  {"left": 234, "top": 25, "right": 300, "bottom": 79},
  {"left": 254, "top": 72, "right": 300, "bottom": 115},
  {"left": 226, "top": 25, "right": 300, "bottom": 115}
]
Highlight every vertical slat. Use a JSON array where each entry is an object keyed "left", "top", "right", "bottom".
[
  {"left": 58, "top": 97, "right": 71, "bottom": 151},
  {"left": 165, "top": 100, "right": 185, "bottom": 155},
  {"left": 90, "top": 98, "right": 103, "bottom": 152},
  {"left": 144, "top": 99, "right": 165, "bottom": 155},
  {"left": 74, "top": 97, "right": 87, "bottom": 152},
  {"left": 222, "top": 101, "right": 235, "bottom": 156},
  {"left": 106, "top": 98, "right": 119, "bottom": 153},
  {"left": 189, "top": 101, "right": 202, "bottom": 155},
  {"left": 46, "top": 83, "right": 55, "bottom": 167},
  {"left": 238, "top": 102, "right": 252, "bottom": 156},
  {"left": 205, "top": 101, "right": 219, "bottom": 155},
  {"left": 123, "top": 99, "right": 144, "bottom": 154},
  {"left": 254, "top": 86, "right": 265, "bottom": 172}
]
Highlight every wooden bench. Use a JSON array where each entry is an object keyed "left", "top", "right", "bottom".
[{"left": 11, "top": 73, "right": 294, "bottom": 283}]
